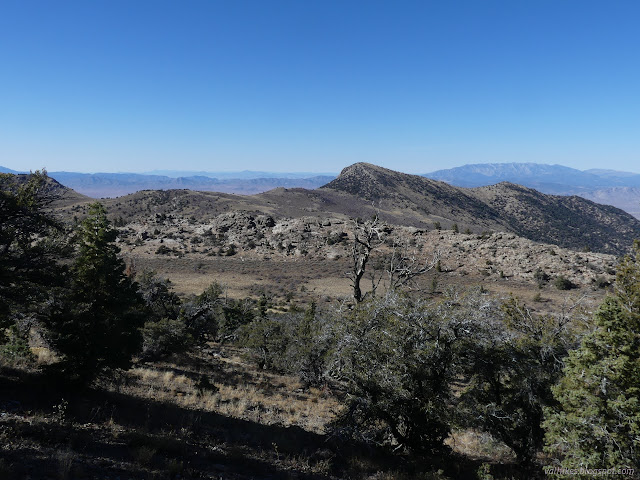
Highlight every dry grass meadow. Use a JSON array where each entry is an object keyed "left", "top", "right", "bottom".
[{"left": 1, "top": 335, "right": 540, "bottom": 479}]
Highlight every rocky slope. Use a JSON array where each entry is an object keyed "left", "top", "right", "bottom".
[
  {"left": 322, "top": 163, "right": 640, "bottom": 255},
  {"left": 424, "top": 162, "right": 640, "bottom": 218},
  {"left": 471, "top": 182, "right": 640, "bottom": 254},
  {"left": 23, "top": 162, "right": 640, "bottom": 256}
]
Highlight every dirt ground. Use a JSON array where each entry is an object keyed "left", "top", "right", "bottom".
[{"left": 125, "top": 251, "right": 607, "bottom": 322}]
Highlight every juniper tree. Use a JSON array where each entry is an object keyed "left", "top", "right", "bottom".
[
  {"left": 544, "top": 241, "right": 640, "bottom": 472},
  {"left": 137, "top": 271, "right": 188, "bottom": 360},
  {"left": 330, "top": 289, "right": 498, "bottom": 453},
  {"left": 459, "top": 295, "right": 581, "bottom": 464},
  {"left": 0, "top": 171, "right": 68, "bottom": 353},
  {"left": 290, "top": 301, "right": 331, "bottom": 386},
  {"left": 137, "top": 271, "right": 181, "bottom": 321}
]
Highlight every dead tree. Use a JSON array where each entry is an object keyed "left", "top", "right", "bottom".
[
  {"left": 348, "top": 211, "right": 442, "bottom": 302},
  {"left": 385, "top": 238, "right": 440, "bottom": 292},
  {"left": 348, "top": 213, "right": 384, "bottom": 303}
]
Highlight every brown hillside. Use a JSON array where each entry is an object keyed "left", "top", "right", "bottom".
[
  {"left": 322, "top": 163, "right": 640, "bottom": 255},
  {"left": 471, "top": 182, "right": 640, "bottom": 254},
  {"left": 48, "top": 163, "right": 640, "bottom": 255}
]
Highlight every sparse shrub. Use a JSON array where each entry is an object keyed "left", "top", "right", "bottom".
[
  {"left": 592, "top": 275, "right": 610, "bottom": 289},
  {"left": 554, "top": 275, "right": 574, "bottom": 290},
  {"left": 156, "top": 245, "right": 172, "bottom": 255},
  {"left": 534, "top": 268, "right": 550, "bottom": 288},
  {"left": 141, "top": 318, "right": 192, "bottom": 360},
  {"left": 433, "top": 221, "right": 441, "bottom": 231},
  {"left": 52, "top": 399, "right": 69, "bottom": 424}
]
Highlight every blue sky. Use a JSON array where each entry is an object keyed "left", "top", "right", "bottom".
[{"left": 1, "top": 0, "right": 639, "bottom": 174}]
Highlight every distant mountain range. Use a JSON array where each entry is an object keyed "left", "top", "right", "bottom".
[
  {"left": 146, "top": 169, "right": 335, "bottom": 179},
  {"left": 0, "top": 167, "right": 336, "bottom": 198},
  {"left": 38, "top": 162, "right": 640, "bottom": 255},
  {"left": 423, "top": 163, "right": 640, "bottom": 218},
  {"left": 4, "top": 162, "right": 640, "bottom": 219}
]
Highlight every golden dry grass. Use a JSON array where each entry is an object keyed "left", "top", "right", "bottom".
[
  {"left": 31, "top": 346, "right": 58, "bottom": 365},
  {"left": 118, "top": 347, "right": 341, "bottom": 435},
  {"left": 446, "top": 430, "right": 515, "bottom": 463}
]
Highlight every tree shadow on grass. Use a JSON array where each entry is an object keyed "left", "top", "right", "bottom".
[{"left": 0, "top": 366, "right": 538, "bottom": 480}]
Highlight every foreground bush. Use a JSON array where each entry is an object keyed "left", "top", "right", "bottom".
[
  {"left": 330, "top": 289, "right": 500, "bottom": 454},
  {"left": 240, "top": 302, "right": 331, "bottom": 386},
  {"left": 140, "top": 317, "right": 192, "bottom": 360},
  {"left": 460, "top": 295, "right": 580, "bottom": 464}
]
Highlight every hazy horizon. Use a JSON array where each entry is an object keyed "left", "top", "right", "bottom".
[{"left": 3, "top": 160, "right": 640, "bottom": 177}]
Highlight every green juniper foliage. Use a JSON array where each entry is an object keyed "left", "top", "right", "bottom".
[
  {"left": 0, "top": 171, "right": 69, "bottom": 358},
  {"left": 137, "top": 271, "right": 191, "bottom": 360},
  {"left": 460, "top": 295, "right": 578, "bottom": 464},
  {"left": 331, "top": 289, "right": 497, "bottom": 454},
  {"left": 240, "top": 301, "right": 331, "bottom": 384},
  {"left": 544, "top": 240, "right": 640, "bottom": 472}
]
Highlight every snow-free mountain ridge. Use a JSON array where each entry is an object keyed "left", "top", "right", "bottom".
[{"left": 424, "top": 162, "right": 640, "bottom": 218}]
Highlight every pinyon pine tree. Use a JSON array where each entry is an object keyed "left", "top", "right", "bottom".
[
  {"left": 48, "top": 203, "right": 144, "bottom": 382},
  {"left": 544, "top": 240, "right": 640, "bottom": 472}
]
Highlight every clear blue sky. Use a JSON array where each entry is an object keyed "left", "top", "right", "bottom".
[{"left": 1, "top": 0, "right": 639, "bottom": 174}]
